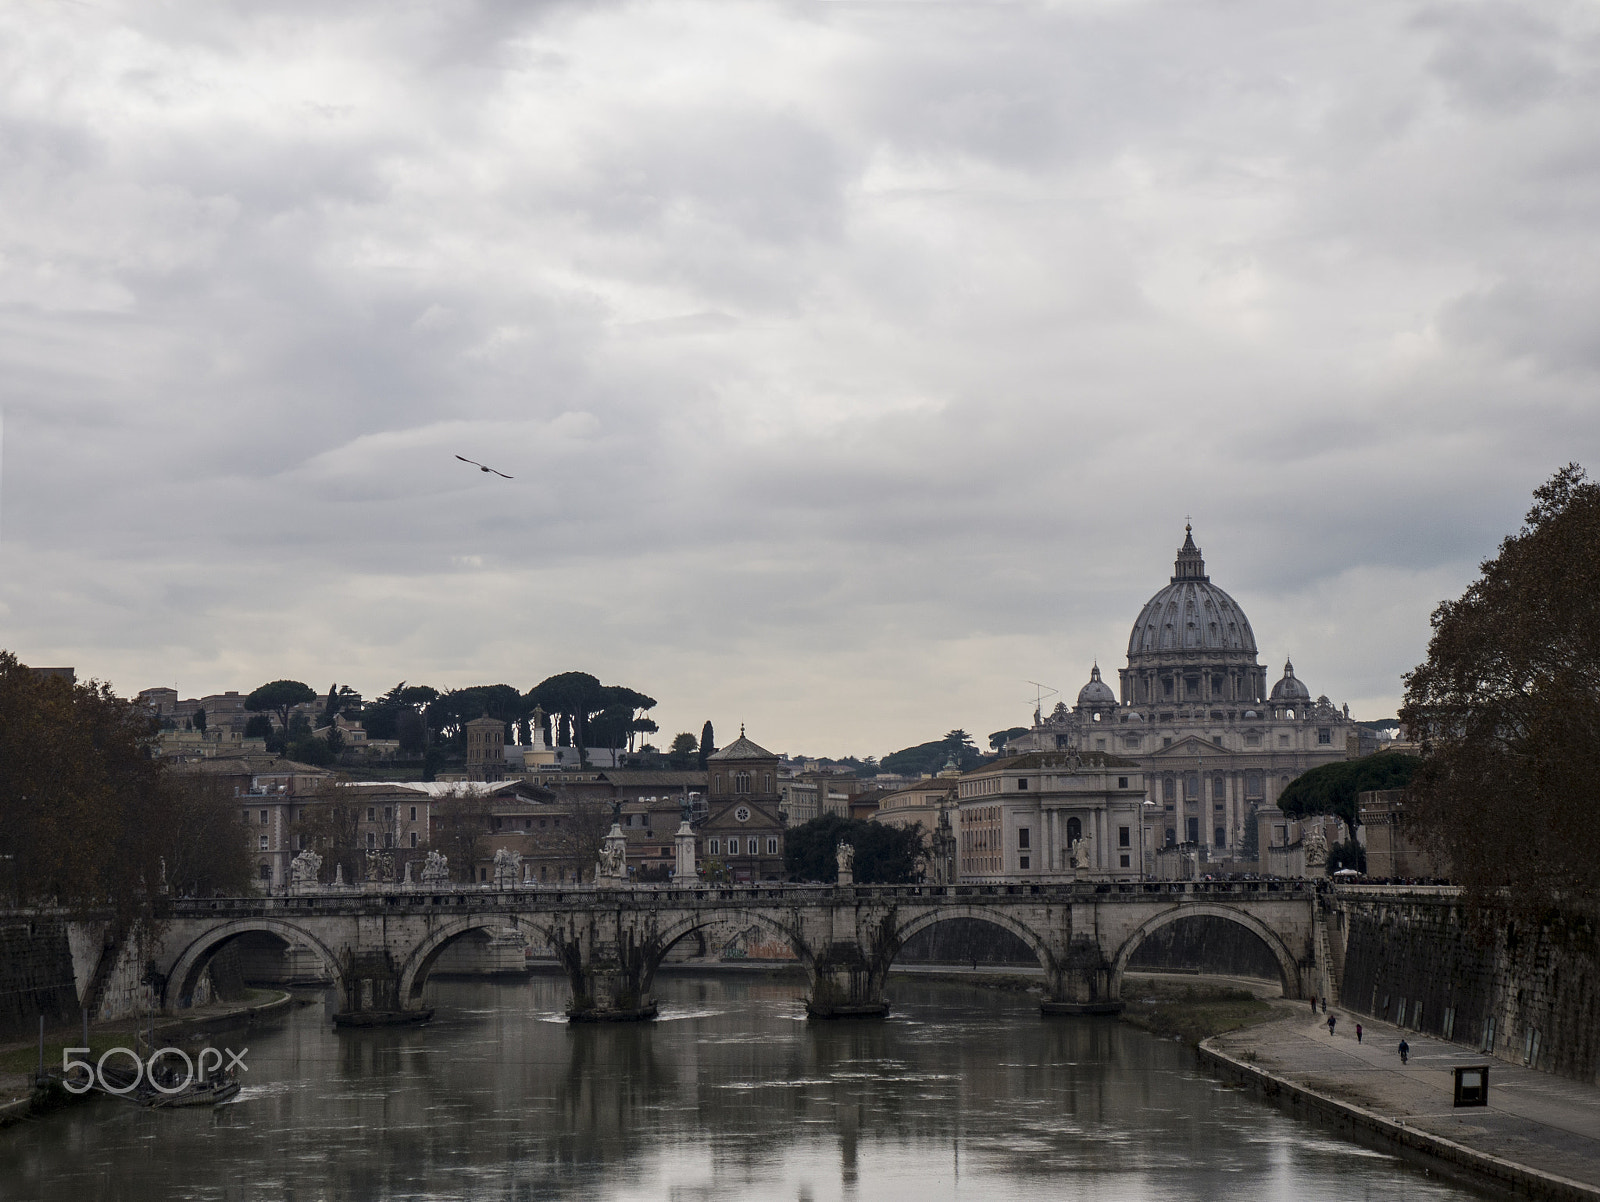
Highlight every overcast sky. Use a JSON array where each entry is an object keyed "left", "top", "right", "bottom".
[{"left": 2, "top": 0, "right": 1597, "bottom": 758}]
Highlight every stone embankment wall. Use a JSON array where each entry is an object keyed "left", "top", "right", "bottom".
[
  {"left": 1335, "top": 890, "right": 1600, "bottom": 1083},
  {"left": 0, "top": 918, "right": 80, "bottom": 1039},
  {"left": 0, "top": 915, "right": 247, "bottom": 1031}
]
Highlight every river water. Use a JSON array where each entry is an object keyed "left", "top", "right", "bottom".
[{"left": 3, "top": 973, "right": 1494, "bottom": 1202}]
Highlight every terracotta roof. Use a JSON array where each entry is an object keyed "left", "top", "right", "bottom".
[{"left": 593, "top": 771, "right": 707, "bottom": 787}]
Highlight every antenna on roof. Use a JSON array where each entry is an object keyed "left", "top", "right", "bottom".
[{"left": 1026, "top": 681, "right": 1058, "bottom": 725}]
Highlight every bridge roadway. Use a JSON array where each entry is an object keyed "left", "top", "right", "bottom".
[{"left": 157, "top": 879, "right": 1321, "bottom": 1023}]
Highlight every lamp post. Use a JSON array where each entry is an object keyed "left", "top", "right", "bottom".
[{"left": 1140, "top": 798, "right": 1156, "bottom": 880}]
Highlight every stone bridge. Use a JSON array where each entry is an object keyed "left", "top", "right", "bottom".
[{"left": 151, "top": 880, "right": 1322, "bottom": 1023}]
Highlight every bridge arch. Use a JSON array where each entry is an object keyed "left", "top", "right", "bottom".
[
  {"left": 647, "top": 909, "right": 813, "bottom": 982},
  {"left": 1109, "top": 903, "right": 1302, "bottom": 998},
  {"left": 888, "top": 906, "right": 1053, "bottom": 972},
  {"left": 164, "top": 918, "right": 346, "bottom": 1010},
  {"left": 397, "top": 914, "right": 558, "bottom": 1003}
]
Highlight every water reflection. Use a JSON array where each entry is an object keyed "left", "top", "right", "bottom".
[{"left": 1, "top": 973, "right": 1494, "bottom": 1201}]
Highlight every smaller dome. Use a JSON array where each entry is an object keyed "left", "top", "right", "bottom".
[
  {"left": 1077, "top": 663, "right": 1117, "bottom": 707},
  {"left": 1270, "top": 659, "right": 1311, "bottom": 702}
]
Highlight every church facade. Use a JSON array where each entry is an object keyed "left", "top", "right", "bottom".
[{"left": 1007, "top": 526, "right": 1360, "bottom": 864}]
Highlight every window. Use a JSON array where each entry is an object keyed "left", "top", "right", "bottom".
[
  {"left": 1017, "top": 778, "right": 1029, "bottom": 790},
  {"left": 259, "top": 835, "right": 268, "bottom": 851},
  {"left": 384, "top": 832, "right": 394, "bottom": 849},
  {"left": 1019, "top": 856, "right": 1030, "bottom": 870},
  {"left": 367, "top": 832, "right": 376, "bottom": 848},
  {"left": 1318, "top": 728, "right": 1332, "bottom": 745},
  {"left": 260, "top": 809, "right": 268, "bottom": 825},
  {"left": 1122, "top": 737, "right": 1140, "bottom": 750},
  {"left": 709, "top": 838, "right": 721, "bottom": 856},
  {"left": 735, "top": 806, "right": 751, "bottom": 822},
  {"left": 1119, "top": 826, "right": 1130, "bottom": 847},
  {"left": 1018, "top": 828, "right": 1030, "bottom": 850},
  {"left": 1118, "top": 776, "right": 1128, "bottom": 789},
  {"left": 767, "top": 837, "right": 779, "bottom": 854},
  {"left": 1184, "top": 773, "right": 1199, "bottom": 801},
  {"left": 384, "top": 806, "right": 392, "bottom": 820},
  {"left": 1067, "top": 816, "right": 1082, "bottom": 843},
  {"left": 1095, "top": 738, "right": 1105, "bottom": 750},
  {"left": 1212, "top": 736, "right": 1222, "bottom": 747},
  {"left": 764, "top": 774, "right": 773, "bottom": 792},
  {"left": 1213, "top": 772, "right": 1226, "bottom": 799},
  {"left": 1163, "top": 677, "right": 1174, "bottom": 697},
  {"left": 1214, "top": 827, "right": 1225, "bottom": 847},
  {"left": 1163, "top": 778, "right": 1175, "bottom": 802},
  {"left": 1120, "top": 854, "right": 1130, "bottom": 868},
  {"left": 259, "top": 863, "right": 271, "bottom": 881},
  {"left": 368, "top": 807, "right": 376, "bottom": 821},
  {"left": 1165, "top": 828, "right": 1176, "bottom": 846},
  {"left": 1245, "top": 771, "right": 1263, "bottom": 798},
  {"left": 735, "top": 772, "right": 751, "bottom": 794},
  {"left": 410, "top": 806, "right": 418, "bottom": 821},
  {"left": 410, "top": 832, "right": 418, "bottom": 848},
  {"left": 1163, "top": 737, "right": 1173, "bottom": 748},
  {"left": 1186, "top": 817, "right": 1199, "bottom": 843}
]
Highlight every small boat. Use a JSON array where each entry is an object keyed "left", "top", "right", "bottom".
[{"left": 149, "top": 1078, "right": 241, "bottom": 1108}]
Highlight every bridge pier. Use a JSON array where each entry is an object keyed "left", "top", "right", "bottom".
[
  {"left": 559, "top": 924, "right": 661, "bottom": 1022},
  {"left": 805, "top": 942, "right": 889, "bottom": 1019},
  {"left": 335, "top": 950, "right": 433, "bottom": 1027},
  {"left": 1040, "top": 938, "right": 1123, "bottom": 1016}
]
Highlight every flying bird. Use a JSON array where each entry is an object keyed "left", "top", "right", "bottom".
[{"left": 455, "top": 455, "right": 514, "bottom": 479}]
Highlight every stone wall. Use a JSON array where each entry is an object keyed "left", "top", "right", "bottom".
[
  {"left": 1336, "top": 891, "right": 1600, "bottom": 1083},
  {"left": 0, "top": 918, "right": 81, "bottom": 1039}
]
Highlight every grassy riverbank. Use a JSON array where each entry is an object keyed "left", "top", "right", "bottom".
[{"left": 1118, "top": 978, "right": 1280, "bottom": 1045}]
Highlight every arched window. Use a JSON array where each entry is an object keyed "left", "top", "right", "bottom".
[
  {"left": 1067, "top": 816, "right": 1082, "bottom": 844},
  {"left": 1213, "top": 772, "right": 1226, "bottom": 800},
  {"left": 1184, "top": 773, "right": 1199, "bottom": 801},
  {"left": 764, "top": 773, "right": 773, "bottom": 792},
  {"left": 1163, "top": 777, "right": 1175, "bottom": 803},
  {"left": 735, "top": 772, "right": 751, "bottom": 794}
]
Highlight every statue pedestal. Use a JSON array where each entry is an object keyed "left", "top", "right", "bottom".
[{"left": 674, "top": 820, "right": 697, "bottom": 882}]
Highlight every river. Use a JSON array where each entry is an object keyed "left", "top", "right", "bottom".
[{"left": 2, "top": 973, "right": 1496, "bottom": 1201}]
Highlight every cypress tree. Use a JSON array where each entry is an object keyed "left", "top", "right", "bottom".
[{"left": 698, "top": 720, "right": 716, "bottom": 769}]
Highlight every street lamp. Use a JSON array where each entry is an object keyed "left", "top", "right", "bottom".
[{"left": 1140, "top": 798, "right": 1156, "bottom": 880}]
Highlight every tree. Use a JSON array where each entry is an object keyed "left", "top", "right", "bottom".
[
  {"left": 245, "top": 680, "right": 317, "bottom": 743},
  {"left": 882, "top": 735, "right": 984, "bottom": 777},
  {"left": 1274, "top": 752, "right": 1420, "bottom": 831},
  {"left": 363, "top": 682, "right": 439, "bottom": 742},
  {"left": 699, "top": 720, "right": 716, "bottom": 769},
  {"left": 428, "top": 791, "right": 487, "bottom": 884},
  {"left": 396, "top": 708, "right": 426, "bottom": 756},
  {"left": 193, "top": 706, "right": 207, "bottom": 734},
  {"left": 320, "top": 683, "right": 362, "bottom": 729},
  {"left": 526, "top": 673, "right": 605, "bottom": 764},
  {"left": 668, "top": 732, "right": 698, "bottom": 769},
  {"left": 1400, "top": 464, "right": 1600, "bottom": 913},
  {"left": 0, "top": 652, "right": 251, "bottom": 917},
  {"left": 244, "top": 714, "right": 273, "bottom": 740},
  {"left": 783, "top": 815, "right": 925, "bottom": 884},
  {"left": 989, "top": 727, "right": 1028, "bottom": 751}
]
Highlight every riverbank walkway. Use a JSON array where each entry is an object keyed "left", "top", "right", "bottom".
[{"left": 1207, "top": 1002, "right": 1600, "bottom": 1197}]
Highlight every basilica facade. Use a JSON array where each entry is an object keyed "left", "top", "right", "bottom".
[{"left": 1008, "top": 526, "right": 1360, "bottom": 863}]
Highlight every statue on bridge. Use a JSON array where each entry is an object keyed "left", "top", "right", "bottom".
[
  {"left": 597, "top": 840, "right": 626, "bottom": 881},
  {"left": 1304, "top": 824, "right": 1329, "bottom": 872},
  {"left": 290, "top": 849, "right": 322, "bottom": 892},
  {"left": 493, "top": 847, "right": 523, "bottom": 889},
  {"left": 419, "top": 851, "right": 449, "bottom": 884},
  {"left": 835, "top": 841, "right": 855, "bottom": 887},
  {"left": 1072, "top": 835, "right": 1093, "bottom": 872}
]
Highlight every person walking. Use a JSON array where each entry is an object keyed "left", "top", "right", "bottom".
[
  {"left": 1356, "top": 1023, "right": 1363, "bottom": 1044},
  {"left": 1321, "top": 996, "right": 1328, "bottom": 1014},
  {"left": 1310, "top": 995, "right": 1317, "bottom": 1013},
  {"left": 1327, "top": 1014, "right": 1337, "bottom": 1036},
  {"left": 1398, "top": 1039, "right": 1410, "bottom": 1065}
]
